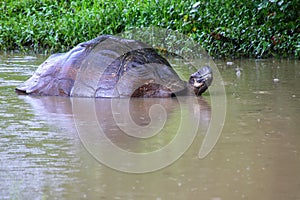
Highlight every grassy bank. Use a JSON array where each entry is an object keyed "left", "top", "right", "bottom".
[{"left": 0, "top": 0, "right": 299, "bottom": 58}]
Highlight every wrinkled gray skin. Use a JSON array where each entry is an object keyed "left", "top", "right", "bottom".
[{"left": 16, "top": 35, "right": 213, "bottom": 98}]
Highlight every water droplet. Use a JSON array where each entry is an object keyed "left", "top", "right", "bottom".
[{"left": 235, "top": 68, "right": 241, "bottom": 77}]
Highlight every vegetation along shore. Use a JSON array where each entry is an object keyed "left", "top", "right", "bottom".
[{"left": 0, "top": 0, "right": 299, "bottom": 58}]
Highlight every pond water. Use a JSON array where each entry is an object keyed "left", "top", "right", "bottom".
[{"left": 0, "top": 54, "right": 299, "bottom": 200}]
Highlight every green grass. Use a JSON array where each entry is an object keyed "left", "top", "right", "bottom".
[{"left": 0, "top": 0, "right": 299, "bottom": 58}]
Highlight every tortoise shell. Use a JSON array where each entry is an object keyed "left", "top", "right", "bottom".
[{"left": 16, "top": 35, "right": 187, "bottom": 98}]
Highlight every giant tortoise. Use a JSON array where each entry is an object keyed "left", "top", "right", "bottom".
[{"left": 16, "top": 35, "right": 213, "bottom": 98}]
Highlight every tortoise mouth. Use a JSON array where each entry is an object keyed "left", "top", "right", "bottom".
[
  {"left": 192, "top": 79, "right": 204, "bottom": 88},
  {"left": 189, "top": 66, "right": 213, "bottom": 95},
  {"left": 190, "top": 77, "right": 209, "bottom": 95}
]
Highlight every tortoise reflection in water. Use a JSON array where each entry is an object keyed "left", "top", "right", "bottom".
[{"left": 16, "top": 35, "right": 213, "bottom": 98}]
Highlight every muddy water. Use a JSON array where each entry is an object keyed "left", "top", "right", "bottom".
[{"left": 0, "top": 54, "right": 299, "bottom": 200}]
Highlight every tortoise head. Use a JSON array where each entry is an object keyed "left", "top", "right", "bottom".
[{"left": 188, "top": 66, "right": 213, "bottom": 96}]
